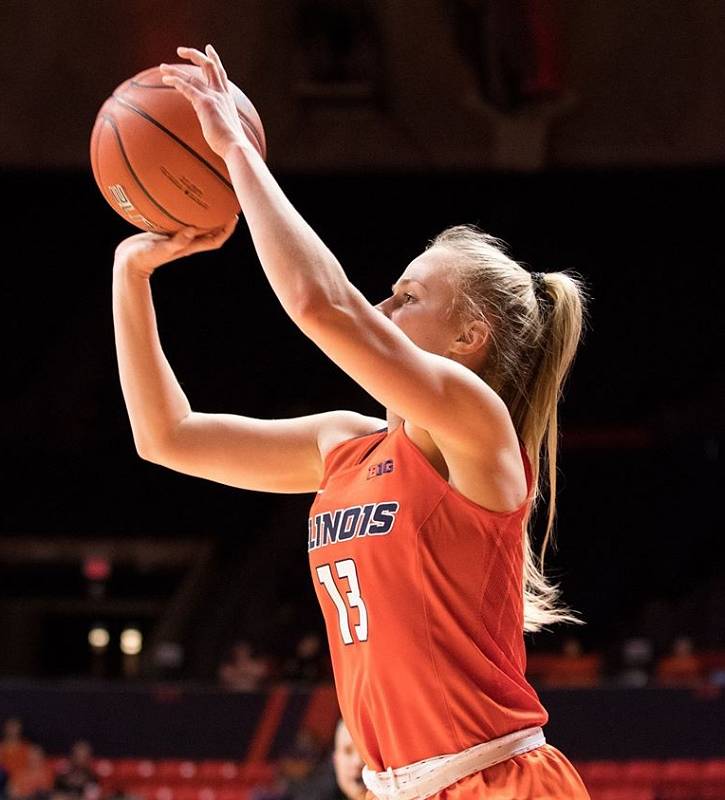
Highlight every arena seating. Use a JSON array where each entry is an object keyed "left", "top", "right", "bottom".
[
  {"left": 577, "top": 759, "right": 725, "bottom": 800},
  {"left": 47, "top": 756, "right": 725, "bottom": 800},
  {"left": 47, "top": 758, "right": 276, "bottom": 800}
]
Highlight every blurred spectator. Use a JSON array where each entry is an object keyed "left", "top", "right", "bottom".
[
  {"left": 278, "top": 730, "right": 324, "bottom": 788},
  {"left": 282, "top": 633, "right": 329, "bottom": 683},
  {"left": 7, "top": 746, "right": 52, "bottom": 800},
  {"left": 616, "top": 637, "right": 654, "bottom": 687},
  {"left": 218, "top": 641, "right": 270, "bottom": 691},
  {"left": 332, "top": 720, "right": 365, "bottom": 800},
  {"left": 656, "top": 636, "right": 703, "bottom": 687},
  {"left": 451, "top": 0, "right": 562, "bottom": 111},
  {"left": 703, "top": 649, "right": 725, "bottom": 686},
  {"left": 53, "top": 741, "right": 99, "bottom": 800},
  {"left": 277, "top": 719, "right": 364, "bottom": 800},
  {"left": 541, "top": 638, "right": 601, "bottom": 688},
  {"left": 0, "top": 719, "right": 31, "bottom": 784},
  {"left": 297, "top": 0, "right": 380, "bottom": 85}
]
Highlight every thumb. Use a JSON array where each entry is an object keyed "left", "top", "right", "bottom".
[{"left": 171, "top": 226, "right": 199, "bottom": 245}]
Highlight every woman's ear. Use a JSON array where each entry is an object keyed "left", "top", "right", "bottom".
[{"left": 451, "top": 319, "right": 489, "bottom": 356}]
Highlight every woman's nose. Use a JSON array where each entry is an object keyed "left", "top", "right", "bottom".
[{"left": 376, "top": 297, "right": 393, "bottom": 317}]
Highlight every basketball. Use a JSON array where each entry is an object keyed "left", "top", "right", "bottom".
[{"left": 90, "top": 64, "right": 266, "bottom": 233}]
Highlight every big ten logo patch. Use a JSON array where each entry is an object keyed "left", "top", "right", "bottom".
[{"left": 367, "top": 459, "right": 394, "bottom": 480}]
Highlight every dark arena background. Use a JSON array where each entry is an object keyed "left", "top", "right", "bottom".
[{"left": 1, "top": 2, "right": 724, "bottom": 800}]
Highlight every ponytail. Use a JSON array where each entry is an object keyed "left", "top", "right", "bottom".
[
  {"left": 431, "top": 225, "right": 587, "bottom": 632},
  {"left": 516, "top": 272, "right": 586, "bottom": 631}
]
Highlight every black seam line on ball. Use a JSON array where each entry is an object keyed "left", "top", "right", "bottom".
[
  {"left": 111, "top": 94, "right": 235, "bottom": 192},
  {"left": 101, "top": 113, "right": 193, "bottom": 228},
  {"left": 126, "top": 81, "right": 266, "bottom": 161}
]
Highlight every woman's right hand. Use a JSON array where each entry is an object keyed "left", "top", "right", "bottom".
[{"left": 113, "top": 216, "right": 238, "bottom": 278}]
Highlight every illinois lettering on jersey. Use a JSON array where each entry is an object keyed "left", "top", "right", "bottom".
[{"left": 308, "top": 501, "right": 399, "bottom": 551}]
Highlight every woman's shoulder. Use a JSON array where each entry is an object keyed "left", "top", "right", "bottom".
[{"left": 317, "top": 410, "right": 386, "bottom": 463}]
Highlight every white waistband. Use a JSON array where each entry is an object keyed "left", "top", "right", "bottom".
[{"left": 361, "top": 726, "right": 546, "bottom": 800}]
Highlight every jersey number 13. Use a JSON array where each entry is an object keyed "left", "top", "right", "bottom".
[{"left": 316, "top": 559, "right": 368, "bottom": 644}]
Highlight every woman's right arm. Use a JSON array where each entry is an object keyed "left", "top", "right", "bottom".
[{"left": 112, "top": 225, "right": 380, "bottom": 494}]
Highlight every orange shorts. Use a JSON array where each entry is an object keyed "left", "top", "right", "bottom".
[{"left": 366, "top": 744, "right": 590, "bottom": 800}]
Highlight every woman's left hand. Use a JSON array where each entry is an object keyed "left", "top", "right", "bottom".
[
  {"left": 160, "top": 45, "right": 251, "bottom": 161},
  {"left": 114, "top": 217, "right": 238, "bottom": 278}
]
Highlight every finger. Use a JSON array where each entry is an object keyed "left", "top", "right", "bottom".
[
  {"left": 161, "top": 74, "right": 206, "bottom": 106},
  {"left": 203, "top": 216, "right": 238, "bottom": 245},
  {"left": 160, "top": 63, "right": 207, "bottom": 92},
  {"left": 217, "top": 214, "right": 239, "bottom": 240},
  {"left": 138, "top": 232, "right": 169, "bottom": 245},
  {"left": 184, "top": 217, "right": 238, "bottom": 254},
  {"left": 177, "top": 45, "right": 222, "bottom": 90},
  {"left": 222, "top": 214, "right": 239, "bottom": 233},
  {"left": 205, "top": 44, "right": 230, "bottom": 91},
  {"left": 167, "top": 227, "right": 201, "bottom": 250}
]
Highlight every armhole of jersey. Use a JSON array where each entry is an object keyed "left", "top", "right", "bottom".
[
  {"left": 395, "top": 423, "right": 534, "bottom": 518},
  {"left": 520, "top": 442, "right": 535, "bottom": 499},
  {"left": 320, "top": 427, "right": 388, "bottom": 485}
]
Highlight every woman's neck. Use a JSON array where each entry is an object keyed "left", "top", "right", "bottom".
[{"left": 386, "top": 409, "right": 403, "bottom": 432}]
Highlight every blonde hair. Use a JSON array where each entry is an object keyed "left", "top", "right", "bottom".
[{"left": 430, "top": 225, "right": 586, "bottom": 632}]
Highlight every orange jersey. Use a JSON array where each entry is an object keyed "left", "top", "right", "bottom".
[{"left": 308, "top": 424, "right": 548, "bottom": 771}]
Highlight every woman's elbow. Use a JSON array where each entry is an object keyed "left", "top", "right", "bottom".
[
  {"left": 134, "top": 435, "right": 173, "bottom": 465},
  {"left": 135, "top": 441, "right": 162, "bottom": 464},
  {"left": 131, "top": 417, "right": 189, "bottom": 465}
]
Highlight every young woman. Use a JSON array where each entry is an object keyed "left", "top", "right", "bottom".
[{"left": 113, "top": 45, "right": 589, "bottom": 799}]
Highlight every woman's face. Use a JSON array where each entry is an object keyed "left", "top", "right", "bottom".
[
  {"left": 376, "top": 246, "right": 462, "bottom": 356},
  {"left": 332, "top": 722, "right": 364, "bottom": 797}
]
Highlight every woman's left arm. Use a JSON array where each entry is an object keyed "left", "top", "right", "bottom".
[{"left": 160, "top": 47, "right": 513, "bottom": 457}]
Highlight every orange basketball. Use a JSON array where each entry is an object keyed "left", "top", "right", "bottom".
[{"left": 90, "top": 64, "right": 266, "bottom": 233}]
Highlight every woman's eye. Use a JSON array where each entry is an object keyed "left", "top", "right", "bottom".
[{"left": 402, "top": 292, "right": 416, "bottom": 304}]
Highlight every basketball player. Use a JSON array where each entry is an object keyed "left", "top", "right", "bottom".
[{"left": 113, "top": 44, "right": 591, "bottom": 798}]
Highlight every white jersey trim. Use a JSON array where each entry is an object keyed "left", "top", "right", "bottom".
[{"left": 362, "top": 726, "right": 546, "bottom": 800}]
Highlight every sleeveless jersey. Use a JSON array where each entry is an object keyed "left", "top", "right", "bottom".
[{"left": 307, "top": 423, "right": 548, "bottom": 772}]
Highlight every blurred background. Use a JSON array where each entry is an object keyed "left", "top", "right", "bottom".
[{"left": 0, "top": 2, "right": 723, "bottom": 800}]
